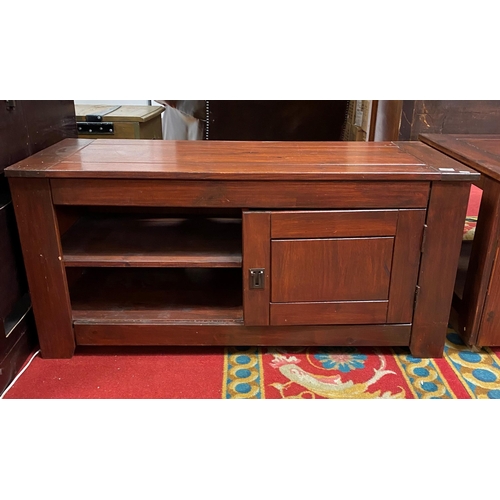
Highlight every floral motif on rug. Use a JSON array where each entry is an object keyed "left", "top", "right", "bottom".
[{"left": 223, "top": 329, "right": 500, "bottom": 399}]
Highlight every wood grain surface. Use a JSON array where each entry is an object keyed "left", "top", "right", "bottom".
[
  {"left": 271, "top": 238, "right": 394, "bottom": 302},
  {"left": 4, "top": 138, "right": 479, "bottom": 181}
]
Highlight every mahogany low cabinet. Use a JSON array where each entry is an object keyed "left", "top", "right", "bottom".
[{"left": 5, "top": 139, "right": 479, "bottom": 359}]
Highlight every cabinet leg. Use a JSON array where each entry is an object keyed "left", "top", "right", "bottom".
[
  {"left": 410, "top": 182, "right": 470, "bottom": 358},
  {"left": 462, "top": 176, "right": 500, "bottom": 345},
  {"left": 9, "top": 178, "right": 75, "bottom": 358}
]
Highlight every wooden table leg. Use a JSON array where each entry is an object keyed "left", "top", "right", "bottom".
[
  {"left": 461, "top": 175, "right": 500, "bottom": 346},
  {"left": 410, "top": 181, "right": 471, "bottom": 357},
  {"left": 9, "top": 178, "right": 75, "bottom": 358}
]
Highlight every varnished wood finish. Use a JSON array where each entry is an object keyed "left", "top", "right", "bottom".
[
  {"left": 62, "top": 216, "right": 242, "bottom": 268},
  {"left": 371, "top": 101, "right": 404, "bottom": 141},
  {"left": 5, "top": 139, "right": 92, "bottom": 176},
  {"left": 55, "top": 206, "right": 82, "bottom": 237},
  {"left": 8, "top": 178, "right": 75, "bottom": 358},
  {"left": 478, "top": 244, "right": 500, "bottom": 345},
  {"left": 420, "top": 134, "right": 500, "bottom": 347},
  {"left": 6, "top": 138, "right": 477, "bottom": 181},
  {"left": 75, "top": 323, "right": 411, "bottom": 347},
  {"left": 270, "top": 301, "right": 388, "bottom": 326},
  {"left": 270, "top": 210, "right": 398, "bottom": 238},
  {"left": 5, "top": 139, "right": 477, "bottom": 358},
  {"left": 460, "top": 176, "right": 500, "bottom": 344},
  {"left": 271, "top": 238, "right": 394, "bottom": 302},
  {"left": 50, "top": 179, "right": 431, "bottom": 209},
  {"left": 411, "top": 182, "right": 471, "bottom": 357},
  {"left": 242, "top": 212, "right": 270, "bottom": 326},
  {"left": 387, "top": 210, "right": 427, "bottom": 323},
  {"left": 421, "top": 134, "right": 500, "bottom": 183},
  {"left": 396, "top": 141, "right": 480, "bottom": 181}
]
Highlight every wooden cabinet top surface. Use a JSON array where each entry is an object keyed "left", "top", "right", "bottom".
[
  {"left": 420, "top": 133, "right": 500, "bottom": 182},
  {"left": 4, "top": 138, "right": 479, "bottom": 181}
]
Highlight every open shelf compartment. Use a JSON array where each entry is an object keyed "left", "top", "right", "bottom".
[
  {"left": 69, "top": 267, "right": 243, "bottom": 325},
  {"left": 61, "top": 215, "right": 242, "bottom": 268}
]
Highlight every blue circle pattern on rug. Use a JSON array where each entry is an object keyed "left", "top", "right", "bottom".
[
  {"left": 445, "top": 331, "right": 500, "bottom": 399},
  {"left": 224, "top": 347, "right": 262, "bottom": 398},
  {"left": 397, "top": 353, "right": 453, "bottom": 398}
]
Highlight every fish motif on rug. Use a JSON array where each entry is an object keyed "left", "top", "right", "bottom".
[{"left": 223, "top": 330, "right": 500, "bottom": 399}]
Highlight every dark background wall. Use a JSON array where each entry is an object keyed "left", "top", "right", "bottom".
[
  {"left": 0, "top": 100, "right": 76, "bottom": 394},
  {"left": 399, "top": 100, "right": 500, "bottom": 140},
  {"left": 206, "top": 100, "right": 349, "bottom": 141}
]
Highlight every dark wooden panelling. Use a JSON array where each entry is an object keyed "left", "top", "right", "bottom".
[
  {"left": 478, "top": 244, "right": 500, "bottom": 346},
  {"left": 387, "top": 210, "right": 427, "bottom": 323},
  {"left": 206, "top": 101, "right": 349, "bottom": 141},
  {"left": 9, "top": 178, "right": 75, "bottom": 358},
  {"left": 21, "top": 100, "right": 77, "bottom": 153},
  {"left": 50, "top": 179, "right": 432, "bottom": 209},
  {"left": 0, "top": 103, "right": 29, "bottom": 173},
  {"left": 0, "top": 101, "right": 76, "bottom": 173},
  {"left": 420, "top": 134, "right": 500, "bottom": 184},
  {"left": 399, "top": 101, "right": 500, "bottom": 141},
  {"left": 461, "top": 176, "right": 500, "bottom": 344},
  {"left": 0, "top": 200, "right": 26, "bottom": 327},
  {"left": 270, "top": 301, "right": 388, "bottom": 326},
  {"left": 270, "top": 210, "right": 398, "bottom": 238},
  {"left": 420, "top": 134, "right": 500, "bottom": 346},
  {"left": 411, "top": 182, "right": 471, "bottom": 357},
  {"left": 242, "top": 212, "right": 270, "bottom": 326},
  {"left": 271, "top": 238, "right": 394, "bottom": 303},
  {"left": 0, "top": 311, "right": 36, "bottom": 395},
  {"left": 75, "top": 323, "right": 411, "bottom": 347}
]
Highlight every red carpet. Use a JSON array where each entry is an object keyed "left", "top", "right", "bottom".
[
  {"left": 2, "top": 346, "right": 226, "bottom": 399},
  {"left": 3, "top": 329, "right": 500, "bottom": 399}
]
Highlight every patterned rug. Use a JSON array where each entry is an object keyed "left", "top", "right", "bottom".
[
  {"left": 224, "top": 329, "right": 500, "bottom": 399},
  {"left": 3, "top": 328, "right": 500, "bottom": 399}
]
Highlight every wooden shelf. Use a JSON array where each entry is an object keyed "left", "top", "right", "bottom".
[
  {"left": 70, "top": 268, "right": 243, "bottom": 324},
  {"left": 61, "top": 216, "right": 242, "bottom": 268}
]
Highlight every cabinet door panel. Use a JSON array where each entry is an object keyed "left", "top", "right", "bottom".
[{"left": 271, "top": 237, "right": 394, "bottom": 302}]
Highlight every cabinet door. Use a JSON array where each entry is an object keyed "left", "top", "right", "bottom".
[{"left": 243, "top": 210, "right": 425, "bottom": 326}]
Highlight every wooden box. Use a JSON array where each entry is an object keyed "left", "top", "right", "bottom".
[{"left": 75, "top": 105, "right": 164, "bottom": 140}]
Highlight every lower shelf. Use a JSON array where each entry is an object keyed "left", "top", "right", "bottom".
[{"left": 70, "top": 268, "right": 243, "bottom": 324}]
